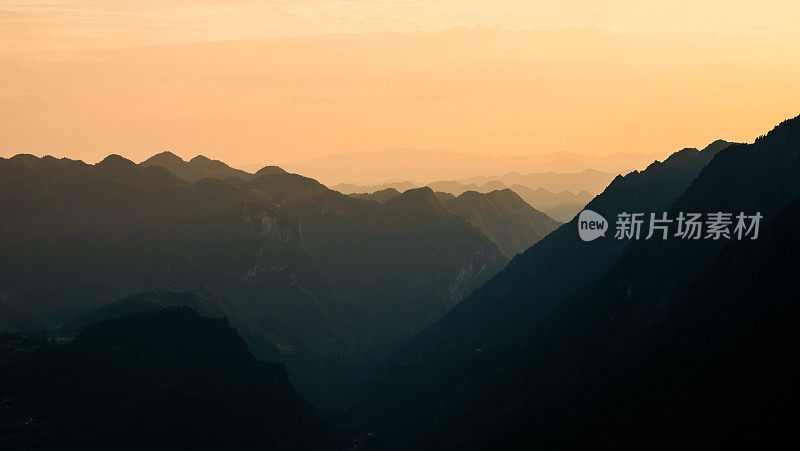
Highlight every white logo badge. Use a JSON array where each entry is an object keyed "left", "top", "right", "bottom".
[{"left": 578, "top": 209, "right": 608, "bottom": 241}]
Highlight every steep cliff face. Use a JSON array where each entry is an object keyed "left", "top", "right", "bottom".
[{"left": 445, "top": 248, "right": 503, "bottom": 303}]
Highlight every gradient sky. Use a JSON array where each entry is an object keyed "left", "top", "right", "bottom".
[{"left": 2, "top": 1, "right": 800, "bottom": 170}]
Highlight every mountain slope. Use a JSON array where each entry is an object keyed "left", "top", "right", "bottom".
[
  {"left": 475, "top": 189, "right": 800, "bottom": 449},
  {"left": 352, "top": 119, "right": 800, "bottom": 449},
  {"left": 350, "top": 187, "right": 559, "bottom": 257},
  {"left": 62, "top": 290, "right": 286, "bottom": 361},
  {"left": 585, "top": 127, "right": 800, "bottom": 318},
  {"left": 1, "top": 306, "right": 346, "bottom": 450},
  {"left": 441, "top": 189, "right": 560, "bottom": 257},
  {"left": 349, "top": 139, "right": 731, "bottom": 448}
]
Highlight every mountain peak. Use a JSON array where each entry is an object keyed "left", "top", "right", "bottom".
[
  {"left": 143, "top": 151, "right": 184, "bottom": 165},
  {"left": 188, "top": 155, "right": 219, "bottom": 166},
  {"left": 443, "top": 188, "right": 559, "bottom": 257},
  {"left": 702, "top": 139, "right": 733, "bottom": 154},
  {"left": 255, "top": 165, "right": 287, "bottom": 176},
  {"left": 96, "top": 154, "right": 136, "bottom": 169},
  {"left": 8, "top": 153, "right": 40, "bottom": 163},
  {"left": 486, "top": 187, "right": 518, "bottom": 199},
  {"left": 350, "top": 187, "right": 401, "bottom": 203},
  {"left": 385, "top": 187, "right": 441, "bottom": 210},
  {"left": 140, "top": 153, "right": 253, "bottom": 182}
]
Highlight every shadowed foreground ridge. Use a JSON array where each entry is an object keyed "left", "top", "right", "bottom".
[{"left": 1, "top": 306, "right": 346, "bottom": 450}]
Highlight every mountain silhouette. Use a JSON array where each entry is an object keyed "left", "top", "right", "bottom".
[
  {"left": 334, "top": 169, "right": 623, "bottom": 221},
  {"left": 426, "top": 180, "right": 506, "bottom": 195},
  {"left": 1, "top": 305, "right": 346, "bottom": 449},
  {"left": 140, "top": 151, "right": 255, "bottom": 182},
  {"left": 459, "top": 168, "right": 617, "bottom": 194},
  {"left": 384, "top": 187, "right": 446, "bottom": 214},
  {"left": 350, "top": 187, "right": 402, "bottom": 203},
  {"left": 351, "top": 187, "right": 559, "bottom": 257},
  {"left": 350, "top": 118, "right": 800, "bottom": 448},
  {"left": 0, "top": 154, "right": 508, "bottom": 406},
  {"left": 349, "top": 137, "right": 734, "bottom": 448},
  {"left": 348, "top": 183, "right": 586, "bottom": 223},
  {"left": 470, "top": 182, "right": 800, "bottom": 449},
  {"left": 440, "top": 189, "right": 560, "bottom": 257},
  {"left": 333, "top": 181, "right": 418, "bottom": 195},
  {"left": 254, "top": 165, "right": 288, "bottom": 177},
  {"left": 504, "top": 185, "right": 593, "bottom": 221}
]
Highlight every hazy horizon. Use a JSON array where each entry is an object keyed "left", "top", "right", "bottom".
[{"left": 3, "top": 1, "right": 800, "bottom": 181}]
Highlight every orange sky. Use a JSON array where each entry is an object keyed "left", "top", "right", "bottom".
[{"left": 2, "top": 1, "right": 800, "bottom": 174}]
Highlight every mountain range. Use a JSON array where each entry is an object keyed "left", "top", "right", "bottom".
[
  {"left": 3, "top": 114, "right": 799, "bottom": 449},
  {"left": 333, "top": 169, "right": 612, "bottom": 198},
  {"left": 285, "top": 148, "right": 660, "bottom": 186},
  {"left": 0, "top": 151, "right": 559, "bottom": 406},
  {"left": 350, "top": 118, "right": 800, "bottom": 448},
  {"left": 137, "top": 150, "right": 609, "bottom": 223},
  {"left": 338, "top": 178, "right": 599, "bottom": 222},
  {"left": 354, "top": 188, "right": 559, "bottom": 258}
]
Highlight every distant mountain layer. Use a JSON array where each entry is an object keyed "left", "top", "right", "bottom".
[
  {"left": 140, "top": 151, "right": 597, "bottom": 221},
  {"left": 139, "top": 150, "right": 606, "bottom": 222},
  {"left": 333, "top": 168, "right": 614, "bottom": 195},
  {"left": 355, "top": 188, "right": 560, "bottom": 258},
  {"left": 351, "top": 187, "right": 404, "bottom": 204},
  {"left": 288, "top": 148, "right": 661, "bottom": 186},
  {"left": 508, "top": 185, "right": 593, "bottom": 221},
  {"left": 345, "top": 181, "right": 595, "bottom": 222},
  {"left": 1, "top": 305, "right": 345, "bottom": 449}
]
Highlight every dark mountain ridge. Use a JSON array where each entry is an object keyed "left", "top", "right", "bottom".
[
  {"left": 473, "top": 177, "right": 800, "bottom": 449},
  {"left": 1, "top": 306, "right": 346, "bottom": 450},
  {"left": 351, "top": 118, "right": 800, "bottom": 448},
  {"left": 349, "top": 137, "right": 734, "bottom": 448}
]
